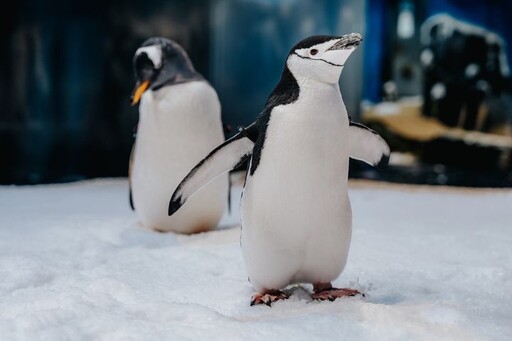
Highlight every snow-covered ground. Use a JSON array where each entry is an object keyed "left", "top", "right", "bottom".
[{"left": 0, "top": 178, "right": 511, "bottom": 340}]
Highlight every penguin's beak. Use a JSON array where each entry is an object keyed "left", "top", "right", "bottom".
[
  {"left": 131, "top": 80, "right": 150, "bottom": 106},
  {"left": 327, "top": 33, "right": 363, "bottom": 50}
]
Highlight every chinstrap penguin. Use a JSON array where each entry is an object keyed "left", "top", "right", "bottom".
[
  {"left": 130, "top": 37, "right": 228, "bottom": 234},
  {"left": 168, "top": 33, "right": 390, "bottom": 304}
]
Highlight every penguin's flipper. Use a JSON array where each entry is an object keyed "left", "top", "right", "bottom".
[
  {"left": 349, "top": 122, "right": 390, "bottom": 168},
  {"left": 129, "top": 187, "right": 134, "bottom": 210},
  {"left": 168, "top": 124, "right": 258, "bottom": 216},
  {"left": 128, "top": 143, "right": 136, "bottom": 211}
]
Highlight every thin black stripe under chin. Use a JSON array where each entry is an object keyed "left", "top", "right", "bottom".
[{"left": 293, "top": 53, "right": 345, "bottom": 67}]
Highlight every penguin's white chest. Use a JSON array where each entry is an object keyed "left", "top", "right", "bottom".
[
  {"left": 241, "top": 84, "right": 352, "bottom": 291},
  {"left": 131, "top": 81, "right": 228, "bottom": 233}
]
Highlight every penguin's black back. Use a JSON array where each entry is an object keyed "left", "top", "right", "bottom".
[{"left": 250, "top": 66, "right": 300, "bottom": 175}]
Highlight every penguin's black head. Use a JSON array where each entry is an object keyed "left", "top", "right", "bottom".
[
  {"left": 287, "top": 33, "right": 362, "bottom": 84},
  {"left": 131, "top": 37, "right": 202, "bottom": 105}
]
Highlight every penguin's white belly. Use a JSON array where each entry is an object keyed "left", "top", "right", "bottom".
[
  {"left": 241, "top": 98, "right": 352, "bottom": 292},
  {"left": 131, "top": 81, "right": 228, "bottom": 233}
]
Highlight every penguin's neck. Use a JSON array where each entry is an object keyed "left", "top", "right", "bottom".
[{"left": 294, "top": 74, "right": 345, "bottom": 108}]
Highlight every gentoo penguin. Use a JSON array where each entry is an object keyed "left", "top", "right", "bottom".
[
  {"left": 130, "top": 37, "right": 228, "bottom": 234},
  {"left": 168, "top": 34, "right": 390, "bottom": 304}
]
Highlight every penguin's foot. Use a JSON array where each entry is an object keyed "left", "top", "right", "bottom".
[
  {"left": 250, "top": 290, "right": 289, "bottom": 307},
  {"left": 311, "top": 283, "right": 363, "bottom": 301}
]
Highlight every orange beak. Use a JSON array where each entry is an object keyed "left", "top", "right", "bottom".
[{"left": 131, "top": 80, "right": 150, "bottom": 106}]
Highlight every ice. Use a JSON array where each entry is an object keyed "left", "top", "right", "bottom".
[{"left": 0, "top": 179, "right": 511, "bottom": 340}]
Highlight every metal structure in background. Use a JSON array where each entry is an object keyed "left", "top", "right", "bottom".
[
  {"left": 363, "top": 0, "right": 512, "bottom": 102},
  {"left": 357, "top": 0, "right": 512, "bottom": 187},
  {"left": 421, "top": 14, "right": 510, "bottom": 130}
]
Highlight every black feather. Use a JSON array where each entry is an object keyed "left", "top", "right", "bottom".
[
  {"left": 168, "top": 196, "right": 183, "bottom": 216},
  {"left": 250, "top": 66, "right": 300, "bottom": 175}
]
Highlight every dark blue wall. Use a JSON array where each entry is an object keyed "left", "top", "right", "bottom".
[
  {"left": 1, "top": 0, "right": 367, "bottom": 184},
  {"left": 0, "top": 1, "right": 211, "bottom": 184},
  {"left": 210, "top": 0, "right": 366, "bottom": 129},
  {"left": 363, "top": 0, "right": 387, "bottom": 102}
]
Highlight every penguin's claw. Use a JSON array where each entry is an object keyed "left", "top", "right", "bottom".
[
  {"left": 311, "top": 288, "right": 364, "bottom": 301},
  {"left": 250, "top": 291, "right": 289, "bottom": 307}
]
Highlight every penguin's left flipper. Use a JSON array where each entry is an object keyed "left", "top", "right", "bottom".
[
  {"left": 349, "top": 122, "right": 390, "bottom": 169},
  {"left": 168, "top": 123, "right": 258, "bottom": 216}
]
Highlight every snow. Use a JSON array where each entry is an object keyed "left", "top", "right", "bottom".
[{"left": 1, "top": 178, "right": 511, "bottom": 340}]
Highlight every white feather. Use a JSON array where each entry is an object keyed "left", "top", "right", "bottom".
[
  {"left": 135, "top": 46, "right": 163, "bottom": 69},
  {"left": 349, "top": 124, "right": 390, "bottom": 166}
]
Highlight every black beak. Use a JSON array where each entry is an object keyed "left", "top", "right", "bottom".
[{"left": 327, "top": 33, "right": 363, "bottom": 50}]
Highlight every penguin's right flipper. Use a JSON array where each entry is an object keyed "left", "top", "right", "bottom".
[{"left": 168, "top": 123, "right": 258, "bottom": 216}]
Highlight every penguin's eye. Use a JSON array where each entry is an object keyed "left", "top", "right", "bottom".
[{"left": 310, "top": 49, "right": 318, "bottom": 56}]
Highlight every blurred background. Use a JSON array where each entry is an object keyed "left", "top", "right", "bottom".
[{"left": 1, "top": 0, "right": 511, "bottom": 186}]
